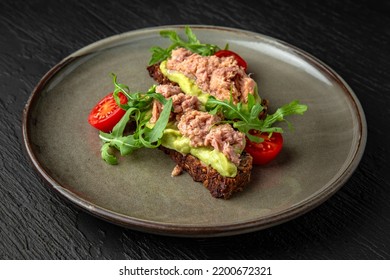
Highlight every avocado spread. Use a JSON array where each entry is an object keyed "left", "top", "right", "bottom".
[
  {"left": 160, "top": 61, "right": 209, "bottom": 105},
  {"left": 161, "top": 128, "right": 237, "bottom": 177}
]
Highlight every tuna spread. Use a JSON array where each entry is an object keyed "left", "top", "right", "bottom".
[{"left": 165, "top": 47, "right": 257, "bottom": 104}]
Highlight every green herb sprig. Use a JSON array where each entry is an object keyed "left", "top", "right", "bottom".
[
  {"left": 99, "top": 74, "right": 172, "bottom": 164},
  {"left": 206, "top": 94, "right": 308, "bottom": 143},
  {"left": 149, "top": 26, "right": 220, "bottom": 65}
]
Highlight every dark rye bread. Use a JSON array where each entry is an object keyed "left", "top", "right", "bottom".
[
  {"left": 148, "top": 62, "right": 254, "bottom": 199},
  {"left": 160, "top": 146, "right": 253, "bottom": 199}
]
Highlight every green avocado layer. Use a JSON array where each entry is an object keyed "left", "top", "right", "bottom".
[
  {"left": 161, "top": 128, "right": 237, "bottom": 178},
  {"left": 159, "top": 61, "right": 210, "bottom": 105}
]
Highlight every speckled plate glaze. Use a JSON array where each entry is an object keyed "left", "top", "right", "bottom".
[{"left": 22, "top": 25, "right": 366, "bottom": 237}]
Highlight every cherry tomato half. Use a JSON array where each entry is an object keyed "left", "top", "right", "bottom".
[
  {"left": 88, "top": 92, "right": 127, "bottom": 132},
  {"left": 245, "top": 132, "right": 283, "bottom": 165},
  {"left": 215, "top": 49, "right": 248, "bottom": 71}
]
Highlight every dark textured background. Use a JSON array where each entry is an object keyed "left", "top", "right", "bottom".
[{"left": 1, "top": 0, "right": 389, "bottom": 259}]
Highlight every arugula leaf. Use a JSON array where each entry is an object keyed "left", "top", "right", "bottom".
[
  {"left": 143, "top": 98, "right": 172, "bottom": 143},
  {"left": 206, "top": 95, "right": 308, "bottom": 143},
  {"left": 98, "top": 75, "right": 173, "bottom": 164},
  {"left": 99, "top": 99, "right": 172, "bottom": 163},
  {"left": 112, "top": 107, "right": 140, "bottom": 138},
  {"left": 149, "top": 26, "right": 220, "bottom": 65},
  {"left": 262, "top": 100, "right": 308, "bottom": 131},
  {"left": 101, "top": 142, "right": 118, "bottom": 165}
]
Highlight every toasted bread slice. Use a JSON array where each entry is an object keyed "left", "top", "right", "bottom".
[{"left": 148, "top": 62, "right": 254, "bottom": 199}]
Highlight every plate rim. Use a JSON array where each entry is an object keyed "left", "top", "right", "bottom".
[{"left": 22, "top": 25, "right": 367, "bottom": 237}]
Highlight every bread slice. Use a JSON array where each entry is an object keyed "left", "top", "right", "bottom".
[{"left": 147, "top": 62, "right": 253, "bottom": 199}]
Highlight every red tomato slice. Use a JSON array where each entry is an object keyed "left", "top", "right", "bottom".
[
  {"left": 88, "top": 92, "right": 127, "bottom": 132},
  {"left": 215, "top": 49, "right": 248, "bottom": 71},
  {"left": 245, "top": 132, "right": 283, "bottom": 165}
]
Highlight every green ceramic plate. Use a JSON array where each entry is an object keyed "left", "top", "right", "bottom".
[{"left": 22, "top": 25, "right": 367, "bottom": 237}]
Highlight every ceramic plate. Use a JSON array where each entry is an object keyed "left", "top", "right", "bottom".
[{"left": 22, "top": 25, "right": 366, "bottom": 237}]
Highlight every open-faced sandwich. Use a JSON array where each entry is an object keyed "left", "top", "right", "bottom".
[{"left": 88, "top": 27, "right": 308, "bottom": 199}]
